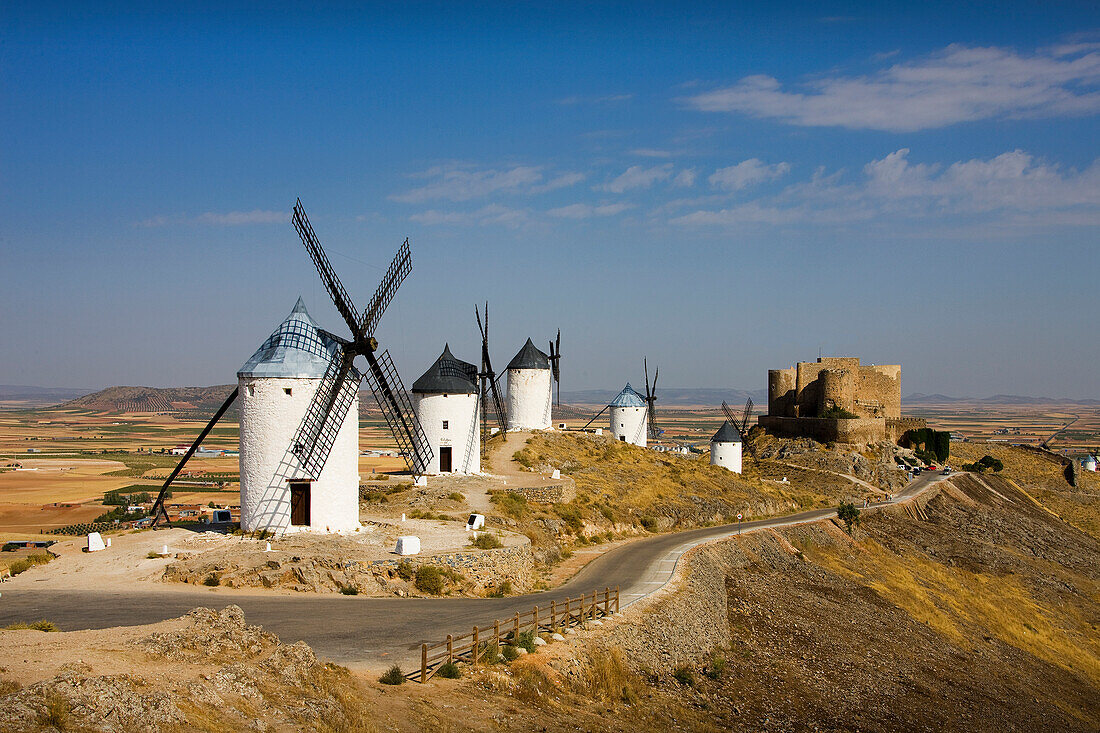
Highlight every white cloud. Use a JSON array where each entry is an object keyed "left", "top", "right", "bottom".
[
  {"left": 557, "top": 93, "right": 634, "bottom": 106},
  {"left": 409, "top": 204, "right": 529, "bottom": 227},
  {"left": 673, "top": 169, "right": 697, "bottom": 187},
  {"left": 686, "top": 43, "right": 1100, "bottom": 131},
  {"left": 598, "top": 164, "right": 674, "bottom": 193},
  {"left": 708, "top": 159, "right": 790, "bottom": 191},
  {"left": 630, "top": 148, "right": 674, "bottom": 158},
  {"left": 392, "top": 165, "right": 545, "bottom": 203},
  {"left": 672, "top": 148, "right": 1100, "bottom": 231},
  {"left": 531, "top": 172, "right": 586, "bottom": 193},
  {"left": 547, "top": 203, "right": 634, "bottom": 219},
  {"left": 135, "top": 210, "right": 286, "bottom": 227}
]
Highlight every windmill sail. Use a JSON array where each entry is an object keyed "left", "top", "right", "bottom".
[
  {"left": 364, "top": 349, "right": 432, "bottom": 477},
  {"left": 290, "top": 348, "right": 363, "bottom": 480}
]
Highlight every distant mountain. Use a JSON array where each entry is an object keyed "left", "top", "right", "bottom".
[
  {"left": 60, "top": 385, "right": 237, "bottom": 413},
  {"left": 0, "top": 384, "right": 95, "bottom": 400},
  {"left": 559, "top": 387, "right": 767, "bottom": 407},
  {"left": 904, "top": 392, "right": 1100, "bottom": 406}
]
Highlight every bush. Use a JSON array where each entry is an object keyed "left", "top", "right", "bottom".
[
  {"left": 146, "top": 550, "right": 160, "bottom": 559},
  {"left": 379, "top": 664, "right": 405, "bottom": 685},
  {"left": 514, "top": 630, "right": 537, "bottom": 653},
  {"left": 705, "top": 654, "right": 726, "bottom": 679},
  {"left": 639, "top": 516, "right": 657, "bottom": 531},
  {"left": 576, "top": 647, "right": 639, "bottom": 704},
  {"left": 202, "top": 573, "right": 220, "bottom": 587},
  {"left": 964, "top": 455, "right": 1004, "bottom": 473},
  {"left": 502, "top": 645, "right": 521, "bottom": 662},
  {"left": 672, "top": 664, "right": 695, "bottom": 686},
  {"left": 470, "top": 533, "right": 503, "bottom": 550},
  {"left": 339, "top": 584, "right": 359, "bottom": 595},
  {"left": 447, "top": 492, "right": 465, "bottom": 502},
  {"left": 415, "top": 566, "right": 445, "bottom": 595},
  {"left": 7, "top": 553, "right": 53, "bottom": 576},
  {"left": 437, "top": 661, "right": 461, "bottom": 678},
  {"left": 479, "top": 642, "right": 501, "bottom": 665},
  {"left": 396, "top": 561, "right": 415, "bottom": 580},
  {"left": 4, "top": 620, "right": 59, "bottom": 632},
  {"left": 487, "top": 580, "right": 512, "bottom": 598},
  {"left": 837, "top": 501, "right": 861, "bottom": 533},
  {"left": 490, "top": 491, "right": 528, "bottom": 519},
  {"left": 553, "top": 504, "right": 584, "bottom": 534}
]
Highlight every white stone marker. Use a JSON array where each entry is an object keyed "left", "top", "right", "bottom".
[
  {"left": 395, "top": 536, "right": 421, "bottom": 556},
  {"left": 86, "top": 532, "right": 106, "bottom": 552},
  {"left": 551, "top": 469, "right": 561, "bottom": 479},
  {"left": 466, "top": 513, "right": 485, "bottom": 531}
]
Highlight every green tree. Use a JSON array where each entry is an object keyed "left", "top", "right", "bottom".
[{"left": 837, "top": 501, "right": 861, "bottom": 533}]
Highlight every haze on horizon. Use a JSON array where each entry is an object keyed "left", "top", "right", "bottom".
[{"left": 2, "top": 2, "right": 1098, "bottom": 400}]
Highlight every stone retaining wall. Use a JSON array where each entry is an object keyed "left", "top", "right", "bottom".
[
  {"left": 498, "top": 477, "right": 576, "bottom": 503},
  {"left": 361, "top": 542, "right": 535, "bottom": 592}
]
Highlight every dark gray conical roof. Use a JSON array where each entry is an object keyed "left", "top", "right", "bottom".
[
  {"left": 412, "top": 344, "right": 479, "bottom": 394},
  {"left": 712, "top": 421, "right": 741, "bottom": 443},
  {"left": 507, "top": 338, "right": 550, "bottom": 370}
]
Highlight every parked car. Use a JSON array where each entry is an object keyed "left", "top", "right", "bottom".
[
  {"left": 913, "top": 467, "right": 922, "bottom": 475},
  {"left": 927, "top": 465, "right": 937, "bottom": 471}
]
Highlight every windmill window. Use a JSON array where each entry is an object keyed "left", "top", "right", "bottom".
[
  {"left": 247, "top": 386, "right": 255, "bottom": 396},
  {"left": 284, "top": 388, "right": 292, "bottom": 396},
  {"left": 442, "top": 420, "right": 449, "bottom": 430}
]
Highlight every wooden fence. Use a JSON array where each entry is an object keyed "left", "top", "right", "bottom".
[{"left": 414, "top": 586, "right": 619, "bottom": 683}]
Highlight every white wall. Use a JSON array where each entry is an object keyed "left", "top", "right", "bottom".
[
  {"left": 710, "top": 440, "right": 743, "bottom": 474},
  {"left": 414, "top": 392, "right": 480, "bottom": 475},
  {"left": 238, "top": 376, "right": 360, "bottom": 534},
  {"left": 506, "top": 368, "right": 552, "bottom": 431},
  {"left": 610, "top": 405, "right": 647, "bottom": 447}
]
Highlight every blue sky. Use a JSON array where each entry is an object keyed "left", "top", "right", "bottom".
[{"left": 2, "top": 2, "right": 1099, "bottom": 399}]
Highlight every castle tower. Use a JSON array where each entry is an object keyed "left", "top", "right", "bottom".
[
  {"left": 505, "top": 338, "right": 552, "bottom": 431},
  {"left": 412, "top": 345, "right": 480, "bottom": 475},
  {"left": 710, "top": 421, "right": 743, "bottom": 474},
  {"left": 237, "top": 298, "right": 360, "bottom": 534},
  {"left": 609, "top": 383, "right": 648, "bottom": 447}
]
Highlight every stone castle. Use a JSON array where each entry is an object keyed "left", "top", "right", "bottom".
[{"left": 759, "top": 357, "right": 924, "bottom": 446}]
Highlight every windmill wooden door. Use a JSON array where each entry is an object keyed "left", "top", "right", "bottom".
[
  {"left": 289, "top": 482, "right": 310, "bottom": 526},
  {"left": 439, "top": 446, "right": 453, "bottom": 473}
]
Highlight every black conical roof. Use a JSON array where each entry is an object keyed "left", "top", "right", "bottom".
[
  {"left": 507, "top": 338, "right": 550, "bottom": 370},
  {"left": 412, "top": 344, "right": 479, "bottom": 394},
  {"left": 712, "top": 421, "right": 741, "bottom": 443}
]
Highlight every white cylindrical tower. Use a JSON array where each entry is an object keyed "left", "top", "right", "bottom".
[
  {"left": 506, "top": 338, "right": 552, "bottom": 431},
  {"left": 710, "top": 421, "right": 743, "bottom": 474},
  {"left": 609, "top": 383, "right": 648, "bottom": 447},
  {"left": 237, "top": 298, "right": 360, "bottom": 535},
  {"left": 412, "top": 345, "right": 481, "bottom": 475}
]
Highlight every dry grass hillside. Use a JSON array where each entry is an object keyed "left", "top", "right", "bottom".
[
  {"left": 511, "top": 432, "right": 863, "bottom": 530},
  {"left": 951, "top": 441, "right": 1100, "bottom": 539}
]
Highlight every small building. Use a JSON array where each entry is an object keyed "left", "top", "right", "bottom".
[
  {"left": 1083, "top": 455, "right": 1098, "bottom": 472},
  {"left": 412, "top": 345, "right": 480, "bottom": 475},
  {"left": 710, "top": 421, "right": 743, "bottom": 474},
  {"left": 169, "top": 446, "right": 190, "bottom": 456},
  {"left": 609, "top": 384, "right": 648, "bottom": 447},
  {"left": 506, "top": 338, "right": 553, "bottom": 431}
]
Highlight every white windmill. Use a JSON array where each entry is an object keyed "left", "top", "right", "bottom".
[
  {"left": 412, "top": 345, "right": 481, "bottom": 475},
  {"left": 505, "top": 338, "right": 553, "bottom": 431}
]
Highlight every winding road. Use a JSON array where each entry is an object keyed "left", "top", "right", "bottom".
[{"left": 0, "top": 471, "right": 945, "bottom": 670}]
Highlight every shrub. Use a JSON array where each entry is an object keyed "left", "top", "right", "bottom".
[
  {"left": 4, "top": 620, "right": 59, "bottom": 632},
  {"left": 447, "top": 492, "right": 465, "bottom": 502},
  {"left": 578, "top": 647, "right": 639, "bottom": 704},
  {"left": 7, "top": 553, "right": 52, "bottom": 576},
  {"left": 146, "top": 550, "right": 160, "bottom": 559},
  {"left": 705, "top": 654, "right": 726, "bottom": 679},
  {"left": 599, "top": 505, "right": 616, "bottom": 523},
  {"left": 502, "top": 645, "right": 521, "bottom": 662},
  {"left": 964, "top": 455, "right": 1004, "bottom": 473},
  {"left": 470, "top": 533, "right": 503, "bottom": 550},
  {"left": 41, "top": 693, "right": 70, "bottom": 728},
  {"left": 487, "top": 580, "right": 512, "bottom": 597},
  {"left": 514, "top": 630, "right": 537, "bottom": 653},
  {"left": 837, "top": 501, "right": 861, "bottom": 533},
  {"left": 339, "top": 584, "right": 359, "bottom": 595},
  {"left": 437, "top": 661, "right": 461, "bottom": 679},
  {"left": 553, "top": 504, "right": 585, "bottom": 534},
  {"left": 672, "top": 664, "right": 695, "bottom": 686},
  {"left": 821, "top": 405, "right": 859, "bottom": 419},
  {"left": 202, "top": 573, "right": 220, "bottom": 587},
  {"left": 415, "top": 565, "right": 445, "bottom": 595},
  {"left": 639, "top": 516, "right": 657, "bottom": 531},
  {"left": 379, "top": 664, "right": 405, "bottom": 685},
  {"left": 396, "top": 561, "right": 415, "bottom": 580},
  {"left": 490, "top": 491, "right": 528, "bottom": 519},
  {"left": 479, "top": 642, "right": 501, "bottom": 665}
]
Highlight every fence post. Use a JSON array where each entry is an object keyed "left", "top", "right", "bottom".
[
  {"left": 533, "top": 605, "right": 539, "bottom": 633},
  {"left": 472, "top": 626, "right": 479, "bottom": 668},
  {"left": 604, "top": 587, "right": 610, "bottom": 615},
  {"left": 421, "top": 644, "right": 427, "bottom": 683},
  {"left": 494, "top": 619, "right": 500, "bottom": 651},
  {"left": 447, "top": 634, "right": 453, "bottom": 664},
  {"left": 550, "top": 600, "right": 556, "bottom": 630},
  {"left": 514, "top": 612, "right": 519, "bottom": 640},
  {"left": 615, "top": 585, "right": 620, "bottom": 613}
]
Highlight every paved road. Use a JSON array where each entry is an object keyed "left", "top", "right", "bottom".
[{"left": 0, "top": 471, "right": 945, "bottom": 670}]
